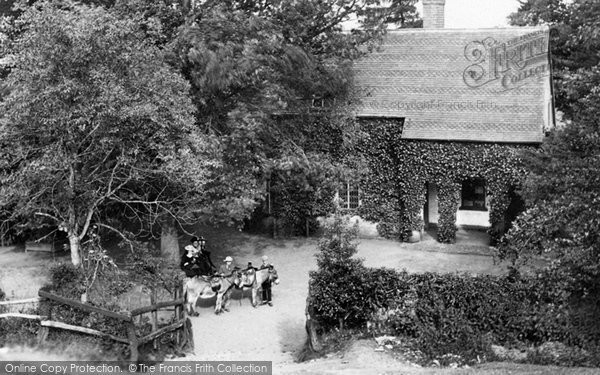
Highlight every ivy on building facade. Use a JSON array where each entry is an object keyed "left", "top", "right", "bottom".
[{"left": 358, "top": 118, "right": 535, "bottom": 244}]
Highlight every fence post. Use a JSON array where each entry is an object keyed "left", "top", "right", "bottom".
[
  {"left": 174, "top": 288, "right": 181, "bottom": 346},
  {"left": 150, "top": 289, "right": 158, "bottom": 350},
  {"left": 127, "top": 322, "right": 139, "bottom": 363},
  {"left": 37, "top": 298, "right": 50, "bottom": 345}
]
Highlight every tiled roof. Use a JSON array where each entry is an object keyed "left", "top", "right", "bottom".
[{"left": 353, "top": 27, "right": 554, "bottom": 143}]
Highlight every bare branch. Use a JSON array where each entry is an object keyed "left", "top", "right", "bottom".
[
  {"left": 35, "top": 229, "right": 59, "bottom": 243},
  {"left": 95, "top": 223, "right": 135, "bottom": 254},
  {"left": 78, "top": 207, "right": 96, "bottom": 241},
  {"left": 34, "top": 212, "right": 61, "bottom": 223}
]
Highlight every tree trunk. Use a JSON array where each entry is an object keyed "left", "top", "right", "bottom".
[
  {"left": 161, "top": 221, "right": 180, "bottom": 260},
  {"left": 69, "top": 234, "right": 81, "bottom": 266},
  {"left": 67, "top": 168, "right": 81, "bottom": 266}
]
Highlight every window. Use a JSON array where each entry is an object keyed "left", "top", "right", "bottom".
[
  {"left": 461, "top": 179, "right": 487, "bottom": 211},
  {"left": 338, "top": 181, "right": 360, "bottom": 210}
]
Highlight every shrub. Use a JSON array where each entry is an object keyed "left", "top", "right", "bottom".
[
  {"left": 305, "top": 208, "right": 600, "bottom": 366},
  {"left": 0, "top": 286, "right": 39, "bottom": 346},
  {"left": 0, "top": 317, "right": 39, "bottom": 347},
  {"left": 309, "top": 212, "right": 365, "bottom": 330},
  {"left": 308, "top": 212, "right": 414, "bottom": 331},
  {"left": 43, "top": 263, "right": 86, "bottom": 299},
  {"left": 38, "top": 240, "right": 185, "bottom": 360},
  {"left": 381, "top": 272, "right": 600, "bottom": 366},
  {"left": 309, "top": 260, "right": 600, "bottom": 366}
]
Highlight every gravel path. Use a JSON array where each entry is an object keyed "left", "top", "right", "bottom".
[
  {"left": 179, "top": 231, "right": 500, "bottom": 372},
  {"left": 184, "top": 239, "right": 315, "bottom": 367},
  {"left": 3, "top": 234, "right": 597, "bottom": 374}
]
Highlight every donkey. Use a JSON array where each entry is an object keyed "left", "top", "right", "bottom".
[
  {"left": 183, "top": 272, "right": 241, "bottom": 316},
  {"left": 238, "top": 264, "right": 279, "bottom": 307}
]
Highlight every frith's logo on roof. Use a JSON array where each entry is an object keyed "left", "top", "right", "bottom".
[{"left": 463, "top": 30, "right": 549, "bottom": 90}]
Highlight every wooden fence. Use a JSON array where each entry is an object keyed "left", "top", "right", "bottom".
[
  {"left": 0, "top": 290, "right": 190, "bottom": 362},
  {"left": 0, "top": 297, "right": 44, "bottom": 319}
]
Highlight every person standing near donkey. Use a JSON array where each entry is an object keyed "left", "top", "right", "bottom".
[{"left": 260, "top": 255, "right": 274, "bottom": 306}]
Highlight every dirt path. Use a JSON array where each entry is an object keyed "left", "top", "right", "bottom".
[
  {"left": 180, "top": 231, "right": 504, "bottom": 372},
  {"left": 184, "top": 238, "right": 315, "bottom": 368},
  {"left": 6, "top": 231, "right": 591, "bottom": 373},
  {"left": 180, "top": 233, "right": 600, "bottom": 374}
]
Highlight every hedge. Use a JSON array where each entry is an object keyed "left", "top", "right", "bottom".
[{"left": 308, "top": 268, "right": 600, "bottom": 366}]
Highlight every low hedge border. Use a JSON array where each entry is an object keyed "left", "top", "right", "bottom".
[{"left": 308, "top": 268, "right": 600, "bottom": 367}]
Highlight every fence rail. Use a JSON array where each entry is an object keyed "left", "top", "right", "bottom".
[
  {"left": 0, "top": 312, "right": 47, "bottom": 320},
  {"left": 40, "top": 320, "right": 131, "bottom": 344},
  {"left": 0, "top": 297, "right": 41, "bottom": 306},
  {"left": 130, "top": 299, "right": 184, "bottom": 317},
  {"left": 38, "top": 290, "right": 132, "bottom": 321},
  {"left": 0, "top": 297, "right": 42, "bottom": 315}
]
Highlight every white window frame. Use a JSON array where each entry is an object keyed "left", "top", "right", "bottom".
[{"left": 338, "top": 180, "right": 360, "bottom": 210}]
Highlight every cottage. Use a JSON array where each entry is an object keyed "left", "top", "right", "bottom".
[{"left": 352, "top": 0, "right": 554, "bottom": 243}]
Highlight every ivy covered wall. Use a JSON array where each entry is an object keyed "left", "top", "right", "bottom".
[{"left": 358, "top": 118, "right": 535, "bottom": 244}]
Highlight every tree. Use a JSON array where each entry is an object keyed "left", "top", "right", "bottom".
[
  {"left": 0, "top": 1, "right": 212, "bottom": 265},
  {"left": 169, "top": 0, "right": 420, "bottom": 233},
  {"left": 499, "top": 88, "right": 600, "bottom": 298},
  {"left": 361, "top": 0, "right": 422, "bottom": 29},
  {"left": 501, "top": 0, "right": 600, "bottom": 299},
  {"left": 509, "top": 0, "right": 600, "bottom": 119}
]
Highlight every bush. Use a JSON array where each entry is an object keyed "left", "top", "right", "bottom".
[
  {"left": 309, "top": 257, "right": 600, "bottom": 366},
  {"left": 308, "top": 211, "right": 414, "bottom": 330},
  {"left": 0, "top": 286, "right": 39, "bottom": 346},
  {"left": 43, "top": 263, "right": 86, "bottom": 299},
  {"left": 38, "top": 241, "right": 185, "bottom": 361},
  {"left": 308, "top": 212, "right": 365, "bottom": 330},
  {"left": 383, "top": 272, "right": 600, "bottom": 366},
  {"left": 0, "top": 317, "right": 39, "bottom": 347},
  {"left": 38, "top": 261, "right": 130, "bottom": 358}
]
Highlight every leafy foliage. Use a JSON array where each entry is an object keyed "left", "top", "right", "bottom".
[
  {"left": 501, "top": 0, "right": 600, "bottom": 325},
  {"left": 396, "top": 272, "right": 600, "bottom": 366},
  {"left": 38, "top": 261, "right": 129, "bottom": 356},
  {"left": 308, "top": 212, "right": 412, "bottom": 330},
  {"left": 0, "top": 316, "right": 39, "bottom": 347},
  {"left": 436, "top": 182, "right": 461, "bottom": 243},
  {"left": 125, "top": 239, "right": 184, "bottom": 295},
  {"left": 39, "top": 241, "right": 183, "bottom": 359},
  {"left": 168, "top": 0, "right": 420, "bottom": 234},
  {"left": 310, "top": 264, "right": 600, "bottom": 366},
  {"left": 45, "top": 263, "right": 87, "bottom": 300},
  {"left": 0, "top": 0, "right": 422, "bottom": 243},
  {"left": 269, "top": 161, "right": 337, "bottom": 236},
  {"left": 358, "top": 118, "right": 532, "bottom": 243},
  {"left": 509, "top": 0, "right": 600, "bottom": 119},
  {"left": 0, "top": 1, "right": 217, "bottom": 264},
  {"left": 308, "top": 212, "right": 366, "bottom": 329}
]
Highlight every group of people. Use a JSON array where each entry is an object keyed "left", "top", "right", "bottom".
[
  {"left": 179, "top": 236, "right": 275, "bottom": 306},
  {"left": 180, "top": 236, "right": 215, "bottom": 278}
]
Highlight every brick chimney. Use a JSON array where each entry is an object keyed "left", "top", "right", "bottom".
[{"left": 422, "top": 0, "right": 446, "bottom": 29}]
